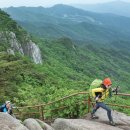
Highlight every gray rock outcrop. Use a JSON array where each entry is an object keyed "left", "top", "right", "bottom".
[
  {"left": 52, "top": 108, "right": 130, "bottom": 130},
  {"left": 0, "top": 113, "right": 54, "bottom": 130},
  {"left": 8, "top": 32, "right": 24, "bottom": 55},
  {"left": 92, "top": 108, "right": 130, "bottom": 130},
  {"left": 0, "top": 31, "right": 42, "bottom": 64},
  {"left": 24, "top": 40, "right": 42, "bottom": 64},
  {"left": 52, "top": 118, "right": 122, "bottom": 130},
  {"left": 23, "top": 119, "right": 43, "bottom": 130},
  {"left": 36, "top": 119, "right": 55, "bottom": 130},
  {"left": 1, "top": 108, "right": 130, "bottom": 130},
  {"left": 0, "top": 112, "right": 28, "bottom": 130}
]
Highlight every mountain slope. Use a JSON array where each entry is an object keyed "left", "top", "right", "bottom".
[
  {"left": 0, "top": 9, "right": 43, "bottom": 103},
  {"left": 3, "top": 5, "right": 130, "bottom": 48},
  {"left": 0, "top": 9, "right": 130, "bottom": 117},
  {"left": 73, "top": 1, "right": 130, "bottom": 17}
]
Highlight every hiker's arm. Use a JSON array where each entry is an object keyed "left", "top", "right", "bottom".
[
  {"left": 92, "top": 88, "right": 103, "bottom": 97},
  {"left": 8, "top": 108, "right": 13, "bottom": 115}
]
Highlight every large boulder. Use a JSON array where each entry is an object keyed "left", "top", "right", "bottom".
[
  {"left": 52, "top": 108, "right": 130, "bottom": 130},
  {"left": 0, "top": 113, "right": 54, "bottom": 130},
  {"left": 23, "top": 118, "right": 54, "bottom": 130},
  {"left": 23, "top": 119, "right": 43, "bottom": 130},
  {"left": 52, "top": 118, "right": 122, "bottom": 130},
  {"left": 84, "top": 108, "right": 130, "bottom": 130},
  {"left": 0, "top": 112, "right": 28, "bottom": 130},
  {"left": 95, "top": 108, "right": 130, "bottom": 123},
  {"left": 1, "top": 108, "right": 130, "bottom": 130},
  {"left": 36, "top": 119, "right": 54, "bottom": 130}
]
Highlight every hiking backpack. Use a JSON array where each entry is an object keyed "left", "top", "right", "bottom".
[
  {"left": 89, "top": 79, "right": 112, "bottom": 98},
  {"left": 89, "top": 79, "right": 102, "bottom": 97}
]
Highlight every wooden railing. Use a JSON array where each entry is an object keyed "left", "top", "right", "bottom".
[{"left": 13, "top": 92, "right": 130, "bottom": 121}]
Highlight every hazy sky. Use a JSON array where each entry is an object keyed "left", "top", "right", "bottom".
[{"left": 0, "top": 0, "right": 130, "bottom": 8}]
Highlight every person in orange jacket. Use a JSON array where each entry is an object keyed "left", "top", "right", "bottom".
[{"left": 91, "top": 78, "right": 115, "bottom": 126}]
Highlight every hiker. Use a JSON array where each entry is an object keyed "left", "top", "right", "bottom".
[
  {"left": 91, "top": 78, "right": 115, "bottom": 126},
  {"left": 0, "top": 101, "right": 13, "bottom": 115}
]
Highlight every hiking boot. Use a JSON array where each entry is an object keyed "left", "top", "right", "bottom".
[
  {"left": 91, "top": 114, "right": 99, "bottom": 119},
  {"left": 109, "top": 121, "right": 115, "bottom": 126}
]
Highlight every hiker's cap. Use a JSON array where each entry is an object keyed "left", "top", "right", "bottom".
[{"left": 5, "top": 101, "right": 10, "bottom": 105}]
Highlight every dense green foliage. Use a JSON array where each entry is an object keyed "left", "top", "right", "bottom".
[{"left": 15, "top": 37, "right": 130, "bottom": 117}]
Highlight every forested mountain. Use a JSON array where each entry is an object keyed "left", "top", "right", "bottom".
[
  {"left": 73, "top": 1, "right": 130, "bottom": 17},
  {"left": 3, "top": 4, "right": 130, "bottom": 48}
]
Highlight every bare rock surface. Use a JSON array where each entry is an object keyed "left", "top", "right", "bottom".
[
  {"left": 1, "top": 108, "right": 130, "bottom": 130},
  {"left": 0, "top": 112, "right": 28, "bottom": 130},
  {"left": 52, "top": 108, "right": 130, "bottom": 130},
  {"left": 52, "top": 118, "right": 123, "bottom": 130}
]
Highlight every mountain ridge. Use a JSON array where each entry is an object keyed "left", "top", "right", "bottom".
[
  {"left": 72, "top": 0, "right": 130, "bottom": 17},
  {"left": 3, "top": 4, "right": 130, "bottom": 49}
]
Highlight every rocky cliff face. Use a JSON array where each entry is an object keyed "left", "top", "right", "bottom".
[
  {"left": 0, "top": 31, "right": 42, "bottom": 64},
  {"left": 24, "top": 40, "right": 42, "bottom": 64}
]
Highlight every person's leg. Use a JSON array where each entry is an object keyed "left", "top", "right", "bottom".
[
  {"left": 98, "top": 102, "right": 112, "bottom": 121},
  {"left": 98, "top": 102, "right": 115, "bottom": 125},
  {"left": 91, "top": 102, "right": 100, "bottom": 117}
]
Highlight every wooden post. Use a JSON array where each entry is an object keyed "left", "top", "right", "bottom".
[
  {"left": 87, "top": 96, "right": 91, "bottom": 113},
  {"left": 38, "top": 106, "right": 40, "bottom": 118},
  {"left": 40, "top": 106, "right": 44, "bottom": 120}
]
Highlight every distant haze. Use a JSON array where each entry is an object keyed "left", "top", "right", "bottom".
[
  {"left": 73, "top": 0, "right": 130, "bottom": 17},
  {"left": 0, "top": 0, "right": 130, "bottom": 8}
]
